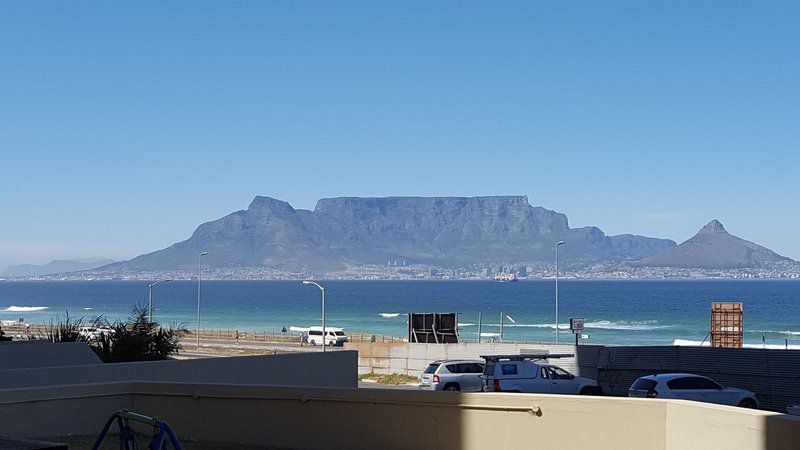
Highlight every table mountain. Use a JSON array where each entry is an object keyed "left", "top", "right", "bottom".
[
  {"left": 629, "top": 220, "right": 791, "bottom": 269},
  {"left": 102, "top": 195, "right": 675, "bottom": 272}
]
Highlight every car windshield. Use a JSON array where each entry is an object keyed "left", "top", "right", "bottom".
[
  {"left": 334, "top": 331, "right": 345, "bottom": 336},
  {"left": 423, "top": 363, "right": 441, "bottom": 374}
]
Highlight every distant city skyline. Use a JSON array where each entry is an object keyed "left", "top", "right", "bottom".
[{"left": 1, "top": 2, "right": 799, "bottom": 270}]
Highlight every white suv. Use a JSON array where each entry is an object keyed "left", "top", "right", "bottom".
[
  {"left": 481, "top": 354, "right": 601, "bottom": 395},
  {"left": 628, "top": 373, "right": 759, "bottom": 408},
  {"left": 419, "top": 360, "right": 485, "bottom": 392}
]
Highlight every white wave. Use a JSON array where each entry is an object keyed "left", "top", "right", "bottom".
[
  {"left": 289, "top": 326, "right": 309, "bottom": 332},
  {"left": 379, "top": 313, "right": 400, "bottom": 318},
  {"left": 487, "top": 323, "right": 571, "bottom": 330},
  {"left": 583, "top": 320, "right": 670, "bottom": 331},
  {"left": 480, "top": 332, "right": 501, "bottom": 337},
  {"left": 674, "top": 338, "right": 800, "bottom": 350},
  {"left": 83, "top": 307, "right": 93, "bottom": 311},
  {"left": 458, "top": 323, "right": 475, "bottom": 327},
  {"left": 4, "top": 306, "right": 49, "bottom": 312},
  {"left": 484, "top": 320, "right": 668, "bottom": 331},
  {"left": 749, "top": 330, "right": 800, "bottom": 336}
]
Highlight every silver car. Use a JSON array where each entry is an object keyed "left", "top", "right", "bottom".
[
  {"left": 629, "top": 373, "right": 759, "bottom": 408},
  {"left": 419, "top": 360, "right": 485, "bottom": 392}
]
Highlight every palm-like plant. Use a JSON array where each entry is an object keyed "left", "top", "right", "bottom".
[
  {"left": 40, "top": 311, "right": 84, "bottom": 343},
  {"left": 91, "top": 304, "right": 188, "bottom": 363}
]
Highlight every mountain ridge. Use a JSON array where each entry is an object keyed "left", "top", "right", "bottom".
[{"left": 102, "top": 195, "right": 677, "bottom": 272}]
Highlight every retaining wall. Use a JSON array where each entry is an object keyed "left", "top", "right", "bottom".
[{"left": 0, "top": 350, "right": 357, "bottom": 389}]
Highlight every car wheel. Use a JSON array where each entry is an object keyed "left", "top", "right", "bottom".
[
  {"left": 444, "top": 383, "right": 460, "bottom": 391},
  {"left": 739, "top": 398, "right": 757, "bottom": 409},
  {"left": 581, "top": 386, "right": 602, "bottom": 396}
]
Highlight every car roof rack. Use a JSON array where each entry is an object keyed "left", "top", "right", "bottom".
[{"left": 479, "top": 353, "right": 575, "bottom": 362}]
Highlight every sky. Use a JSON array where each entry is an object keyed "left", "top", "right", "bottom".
[{"left": 1, "top": 1, "right": 799, "bottom": 270}]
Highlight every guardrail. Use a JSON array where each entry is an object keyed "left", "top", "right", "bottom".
[{"left": 0, "top": 323, "right": 404, "bottom": 344}]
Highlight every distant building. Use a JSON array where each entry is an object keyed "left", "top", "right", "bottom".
[{"left": 518, "top": 265, "right": 527, "bottom": 277}]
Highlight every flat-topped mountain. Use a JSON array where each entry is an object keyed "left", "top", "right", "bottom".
[
  {"left": 629, "top": 220, "right": 791, "bottom": 269},
  {"left": 103, "top": 195, "right": 675, "bottom": 272}
]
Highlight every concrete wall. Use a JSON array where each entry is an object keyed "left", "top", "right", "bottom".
[
  {"left": 1, "top": 381, "right": 799, "bottom": 449},
  {"left": 0, "top": 350, "right": 357, "bottom": 389},
  {"left": 347, "top": 341, "right": 600, "bottom": 378},
  {"left": 0, "top": 341, "right": 101, "bottom": 370}
]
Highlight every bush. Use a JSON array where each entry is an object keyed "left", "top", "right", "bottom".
[
  {"left": 91, "top": 304, "right": 189, "bottom": 363},
  {"left": 358, "top": 372, "right": 419, "bottom": 385},
  {"left": 40, "top": 312, "right": 83, "bottom": 343}
]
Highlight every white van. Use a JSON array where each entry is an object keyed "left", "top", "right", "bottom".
[{"left": 307, "top": 326, "right": 348, "bottom": 346}]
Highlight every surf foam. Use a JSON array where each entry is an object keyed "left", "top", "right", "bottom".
[{"left": 4, "top": 306, "right": 49, "bottom": 312}]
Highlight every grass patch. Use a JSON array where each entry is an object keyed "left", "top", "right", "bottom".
[{"left": 358, "top": 372, "right": 419, "bottom": 385}]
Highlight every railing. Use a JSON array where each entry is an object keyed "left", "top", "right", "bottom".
[
  {"left": 0, "top": 323, "right": 404, "bottom": 344},
  {"left": 191, "top": 328, "right": 404, "bottom": 343}
]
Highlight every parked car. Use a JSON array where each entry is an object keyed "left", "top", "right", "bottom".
[
  {"left": 628, "top": 373, "right": 759, "bottom": 409},
  {"left": 480, "top": 354, "right": 601, "bottom": 395},
  {"left": 78, "top": 326, "right": 101, "bottom": 341},
  {"left": 419, "top": 360, "right": 485, "bottom": 392},
  {"left": 307, "top": 326, "right": 348, "bottom": 346}
]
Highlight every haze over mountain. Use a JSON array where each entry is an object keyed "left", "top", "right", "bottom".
[
  {"left": 629, "top": 220, "right": 792, "bottom": 269},
  {"left": 102, "top": 196, "right": 676, "bottom": 272},
  {"left": 3, "top": 259, "right": 116, "bottom": 277}
]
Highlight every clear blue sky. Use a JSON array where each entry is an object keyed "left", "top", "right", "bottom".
[{"left": 1, "top": 1, "right": 799, "bottom": 270}]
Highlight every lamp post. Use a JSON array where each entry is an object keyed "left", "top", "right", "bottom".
[
  {"left": 196, "top": 251, "right": 208, "bottom": 349},
  {"left": 302, "top": 280, "right": 326, "bottom": 352},
  {"left": 147, "top": 279, "right": 171, "bottom": 323},
  {"left": 555, "top": 241, "right": 565, "bottom": 344}
]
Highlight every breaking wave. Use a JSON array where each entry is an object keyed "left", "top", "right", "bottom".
[
  {"left": 484, "top": 320, "right": 669, "bottom": 331},
  {"left": 379, "top": 313, "right": 400, "bottom": 318},
  {"left": 458, "top": 323, "right": 475, "bottom": 327},
  {"left": 675, "top": 338, "right": 800, "bottom": 350},
  {"left": 4, "top": 306, "right": 49, "bottom": 312},
  {"left": 748, "top": 330, "right": 800, "bottom": 336}
]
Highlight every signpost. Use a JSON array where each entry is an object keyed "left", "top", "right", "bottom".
[{"left": 570, "top": 317, "right": 585, "bottom": 346}]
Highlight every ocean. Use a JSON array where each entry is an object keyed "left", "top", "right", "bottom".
[{"left": 0, "top": 279, "right": 798, "bottom": 346}]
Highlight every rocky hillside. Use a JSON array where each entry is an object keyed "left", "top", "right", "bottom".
[{"left": 103, "top": 195, "right": 676, "bottom": 271}]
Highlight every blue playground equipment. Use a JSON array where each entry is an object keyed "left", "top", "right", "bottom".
[{"left": 92, "top": 409, "right": 182, "bottom": 450}]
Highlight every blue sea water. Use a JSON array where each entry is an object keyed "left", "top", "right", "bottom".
[{"left": 0, "top": 280, "right": 798, "bottom": 346}]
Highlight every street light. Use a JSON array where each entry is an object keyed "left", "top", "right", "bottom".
[
  {"left": 555, "top": 241, "right": 565, "bottom": 344},
  {"left": 147, "top": 279, "right": 171, "bottom": 323},
  {"left": 302, "top": 280, "right": 326, "bottom": 352},
  {"left": 196, "top": 251, "right": 208, "bottom": 349}
]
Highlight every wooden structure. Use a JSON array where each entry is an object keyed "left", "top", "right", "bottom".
[{"left": 710, "top": 302, "right": 743, "bottom": 348}]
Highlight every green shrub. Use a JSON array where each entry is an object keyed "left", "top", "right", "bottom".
[{"left": 91, "top": 304, "right": 189, "bottom": 363}]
